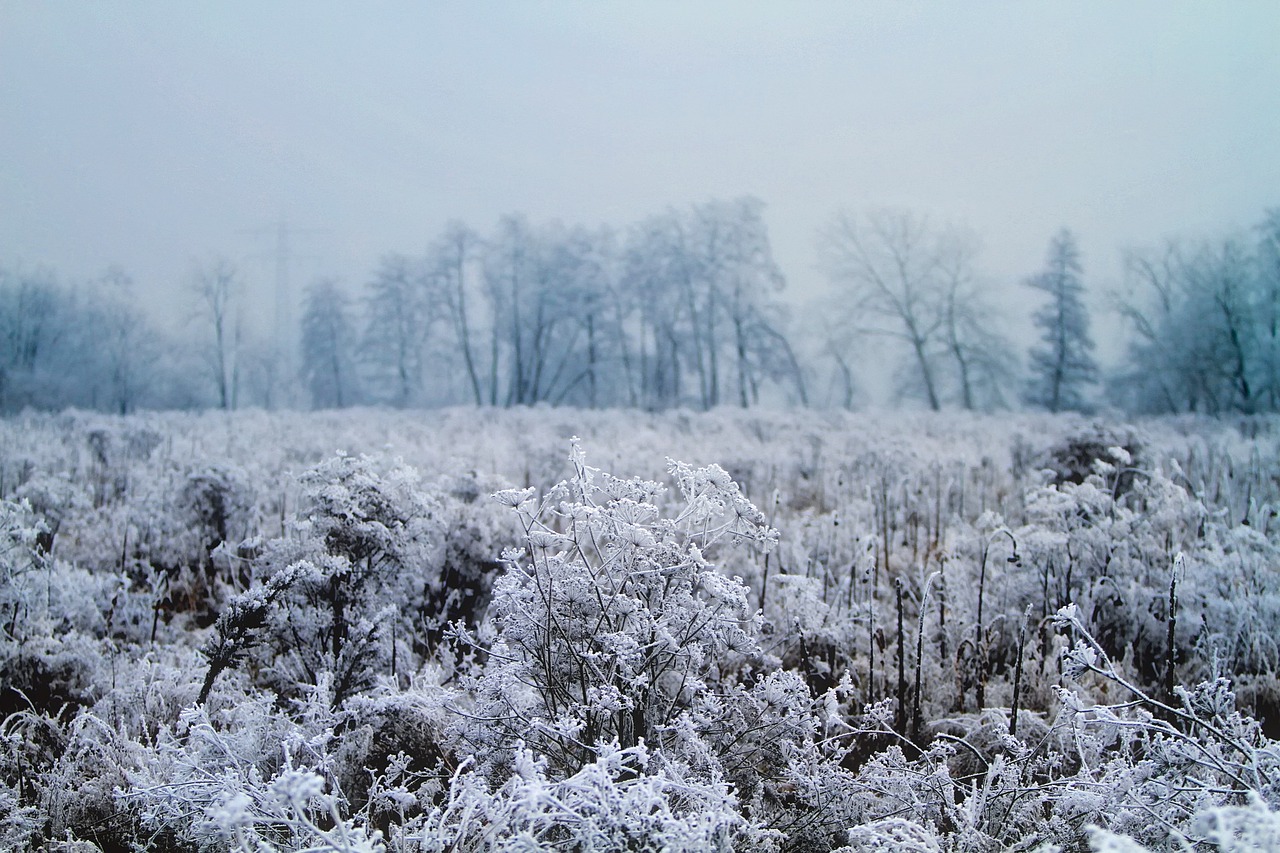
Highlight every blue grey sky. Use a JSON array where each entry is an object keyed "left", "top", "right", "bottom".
[{"left": 2, "top": 2, "right": 1278, "bottom": 334}]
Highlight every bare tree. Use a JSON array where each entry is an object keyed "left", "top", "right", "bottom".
[
  {"left": 0, "top": 267, "right": 62, "bottom": 412},
  {"left": 1114, "top": 236, "right": 1261, "bottom": 414},
  {"left": 1255, "top": 209, "right": 1280, "bottom": 410},
  {"left": 0, "top": 265, "right": 178, "bottom": 413},
  {"left": 1196, "top": 239, "right": 1258, "bottom": 412},
  {"left": 96, "top": 268, "right": 157, "bottom": 414},
  {"left": 815, "top": 302, "right": 861, "bottom": 410},
  {"left": 1112, "top": 243, "right": 1186, "bottom": 412},
  {"left": 698, "top": 198, "right": 792, "bottom": 408},
  {"left": 430, "top": 221, "right": 489, "bottom": 406},
  {"left": 300, "top": 279, "right": 360, "bottom": 409},
  {"left": 820, "top": 210, "right": 948, "bottom": 410},
  {"left": 624, "top": 213, "right": 690, "bottom": 409},
  {"left": 477, "top": 218, "right": 633, "bottom": 408},
  {"left": 938, "top": 237, "right": 1017, "bottom": 411},
  {"left": 542, "top": 225, "right": 622, "bottom": 408},
  {"left": 190, "top": 257, "right": 243, "bottom": 411},
  {"left": 362, "top": 254, "right": 432, "bottom": 407},
  {"left": 483, "top": 216, "right": 538, "bottom": 406},
  {"left": 618, "top": 199, "right": 799, "bottom": 410}
]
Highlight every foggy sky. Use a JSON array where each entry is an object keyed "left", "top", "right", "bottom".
[{"left": 2, "top": 2, "right": 1278, "bottom": 346}]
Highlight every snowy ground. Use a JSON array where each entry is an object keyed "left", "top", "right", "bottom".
[{"left": 2, "top": 407, "right": 1279, "bottom": 851}]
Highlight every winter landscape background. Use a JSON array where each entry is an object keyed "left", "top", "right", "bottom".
[{"left": 4, "top": 4, "right": 1280, "bottom": 851}]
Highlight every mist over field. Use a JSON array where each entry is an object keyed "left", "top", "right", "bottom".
[
  {"left": 2, "top": 4, "right": 1279, "bottom": 415},
  {"left": 3, "top": 5, "right": 1280, "bottom": 851}
]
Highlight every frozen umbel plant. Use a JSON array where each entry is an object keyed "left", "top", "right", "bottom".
[
  {"left": 437, "top": 440, "right": 778, "bottom": 846},
  {"left": 198, "top": 452, "right": 439, "bottom": 709}
]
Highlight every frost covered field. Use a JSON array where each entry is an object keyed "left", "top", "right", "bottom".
[{"left": 3, "top": 407, "right": 1280, "bottom": 851}]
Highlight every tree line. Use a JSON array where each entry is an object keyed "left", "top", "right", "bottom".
[
  {"left": 302, "top": 199, "right": 804, "bottom": 412},
  {"left": 2, "top": 199, "right": 1278, "bottom": 416}
]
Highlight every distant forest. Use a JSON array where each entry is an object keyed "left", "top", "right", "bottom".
[{"left": 3, "top": 199, "right": 1279, "bottom": 416}]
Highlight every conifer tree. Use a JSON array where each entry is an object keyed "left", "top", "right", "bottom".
[{"left": 1025, "top": 228, "right": 1097, "bottom": 411}]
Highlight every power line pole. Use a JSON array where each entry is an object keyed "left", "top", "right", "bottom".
[{"left": 239, "top": 218, "right": 330, "bottom": 408}]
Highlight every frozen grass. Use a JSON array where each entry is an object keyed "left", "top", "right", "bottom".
[{"left": 1, "top": 407, "right": 1278, "bottom": 850}]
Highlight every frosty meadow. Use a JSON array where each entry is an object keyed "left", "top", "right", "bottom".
[
  {"left": 2, "top": 407, "right": 1279, "bottom": 850},
  {"left": 4, "top": 3, "right": 1279, "bottom": 848}
]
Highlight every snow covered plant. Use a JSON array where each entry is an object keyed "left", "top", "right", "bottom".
[
  {"left": 121, "top": 461, "right": 258, "bottom": 627},
  {"left": 1053, "top": 604, "right": 1280, "bottom": 847},
  {"left": 443, "top": 441, "right": 778, "bottom": 835},
  {"left": 0, "top": 499, "right": 46, "bottom": 642},
  {"left": 197, "top": 564, "right": 304, "bottom": 704},
  {"left": 418, "top": 740, "right": 746, "bottom": 853},
  {"left": 119, "top": 700, "right": 384, "bottom": 852},
  {"left": 198, "top": 452, "right": 440, "bottom": 709}
]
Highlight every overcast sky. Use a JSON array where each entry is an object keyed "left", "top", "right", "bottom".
[{"left": 2, "top": 2, "right": 1278, "bottom": 339}]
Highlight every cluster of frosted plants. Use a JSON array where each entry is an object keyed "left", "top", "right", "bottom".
[{"left": 0, "top": 408, "right": 1278, "bottom": 850}]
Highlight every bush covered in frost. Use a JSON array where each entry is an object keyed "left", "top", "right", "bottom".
[{"left": 1, "top": 408, "right": 1279, "bottom": 850}]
